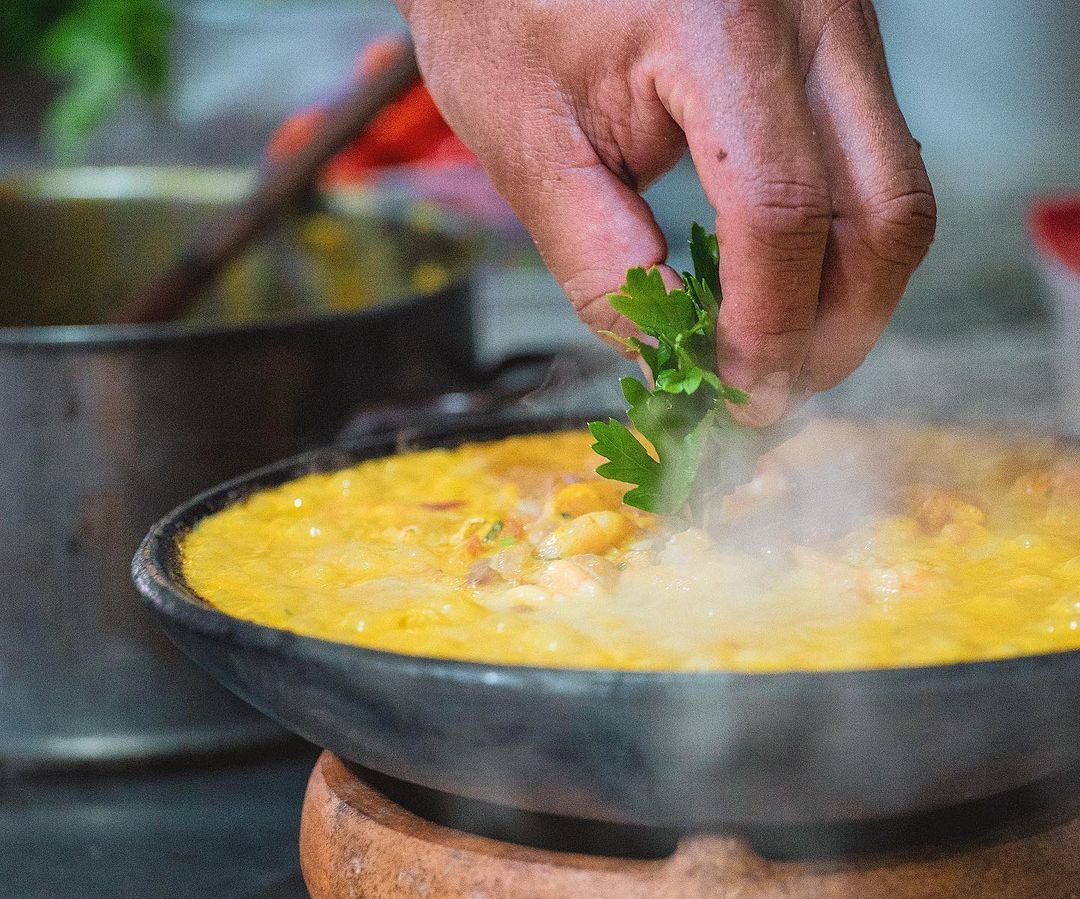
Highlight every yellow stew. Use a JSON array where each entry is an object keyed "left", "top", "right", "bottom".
[{"left": 182, "top": 422, "right": 1080, "bottom": 672}]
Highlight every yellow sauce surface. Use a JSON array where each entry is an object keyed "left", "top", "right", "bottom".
[{"left": 182, "top": 422, "right": 1080, "bottom": 672}]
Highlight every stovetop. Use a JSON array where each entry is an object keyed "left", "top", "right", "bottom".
[{"left": 0, "top": 745, "right": 319, "bottom": 899}]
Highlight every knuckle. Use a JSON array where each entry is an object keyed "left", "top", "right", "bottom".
[
  {"left": 711, "top": 0, "right": 793, "bottom": 59},
  {"left": 816, "top": 0, "right": 876, "bottom": 42},
  {"left": 719, "top": 0, "right": 784, "bottom": 29},
  {"left": 742, "top": 176, "right": 833, "bottom": 259},
  {"left": 860, "top": 174, "right": 938, "bottom": 267}
]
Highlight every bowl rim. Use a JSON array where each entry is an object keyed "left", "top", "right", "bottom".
[{"left": 131, "top": 412, "right": 1080, "bottom": 690}]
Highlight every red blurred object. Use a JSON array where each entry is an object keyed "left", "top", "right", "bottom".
[
  {"left": 267, "top": 36, "right": 476, "bottom": 186},
  {"left": 1029, "top": 194, "right": 1080, "bottom": 277},
  {"left": 1028, "top": 192, "right": 1080, "bottom": 433}
]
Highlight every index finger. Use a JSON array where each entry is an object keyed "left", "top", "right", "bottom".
[{"left": 659, "top": 8, "right": 832, "bottom": 424}]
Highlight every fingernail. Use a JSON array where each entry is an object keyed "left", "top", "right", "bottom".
[{"left": 728, "top": 370, "right": 792, "bottom": 427}]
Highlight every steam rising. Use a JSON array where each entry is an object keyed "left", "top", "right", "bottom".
[
  {"left": 502, "top": 337, "right": 1076, "bottom": 673},
  {"left": 410, "top": 344, "right": 1075, "bottom": 858}
]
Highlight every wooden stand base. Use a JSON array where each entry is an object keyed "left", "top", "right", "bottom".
[{"left": 300, "top": 752, "right": 1080, "bottom": 899}]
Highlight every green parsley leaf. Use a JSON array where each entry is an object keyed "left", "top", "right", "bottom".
[
  {"left": 588, "top": 419, "right": 666, "bottom": 512},
  {"left": 689, "top": 222, "right": 721, "bottom": 298},
  {"left": 608, "top": 267, "right": 697, "bottom": 346},
  {"left": 589, "top": 223, "right": 774, "bottom": 517}
]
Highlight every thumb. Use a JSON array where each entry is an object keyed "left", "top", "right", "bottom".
[{"left": 491, "top": 149, "right": 677, "bottom": 341}]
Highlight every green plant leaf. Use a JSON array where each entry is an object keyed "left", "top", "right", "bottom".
[
  {"left": 608, "top": 266, "right": 697, "bottom": 346},
  {"left": 38, "top": 0, "right": 173, "bottom": 162},
  {"left": 589, "top": 224, "right": 772, "bottom": 515},
  {"left": 588, "top": 419, "right": 664, "bottom": 512},
  {"left": 689, "top": 222, "right": 720, "bottom": 298}
]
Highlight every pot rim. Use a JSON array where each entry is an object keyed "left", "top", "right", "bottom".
[
  {"left": 133, "top": 412, "right": 1080, "bottom": 686},
  {"left": 0, "top": 165, "right": 478, "bottom": 349}
]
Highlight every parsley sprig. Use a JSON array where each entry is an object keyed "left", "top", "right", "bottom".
[{"left": 589, "top": 224, "right": 795, "bottom": 517}]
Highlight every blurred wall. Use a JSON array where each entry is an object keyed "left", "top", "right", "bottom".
[
  {"left": 648, "top": 0, "right": 1080, "bottom": 333},
  {"left": 877, "top": 0, "right": 1080, "bottom": 331},
  {"left": 2, "top": 0, "right": 1078, "bottom": 338},
  {"left": 0, "top": 0, "right": 406, "bottom": 169},
  {"left": 165, "top": 0, "right": 404, "bottom": 163}
]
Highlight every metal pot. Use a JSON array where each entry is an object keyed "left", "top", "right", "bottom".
[{"left": 0, "top": 167, "right": 479, "bottom": 768}]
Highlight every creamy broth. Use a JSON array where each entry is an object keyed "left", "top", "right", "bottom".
[{"left": 182, "top": 423, "right": 1080, "bottom": 671}]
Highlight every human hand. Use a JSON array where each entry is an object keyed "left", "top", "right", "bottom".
[{"left": 397, "top": 0, "right": 936, "bottom": 424}]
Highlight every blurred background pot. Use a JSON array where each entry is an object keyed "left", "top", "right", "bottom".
[{"left": 0, "top": 166, "right": 479, "bottom": 768}]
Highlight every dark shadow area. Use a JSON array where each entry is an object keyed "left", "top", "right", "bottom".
[
  {"left": 353, "top": 761, "right": 1080, "bottom": 863},
  {"left": 355, "top": 764, "right": 681, "bottom": 859},
  {"left": 741, "top": 763, "right": 1080, "bottom": 861},
  {"left": 0, "top": 745, "right": 320, "bottom": 899}
]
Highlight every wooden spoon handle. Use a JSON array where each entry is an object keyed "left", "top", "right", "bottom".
[{"left": 114, "top": 39, "right": 420, "bottom": 325}]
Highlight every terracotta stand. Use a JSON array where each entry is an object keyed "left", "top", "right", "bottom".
[{"left": 300, "top": 752, "right": 1080, "bottom": 899}]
